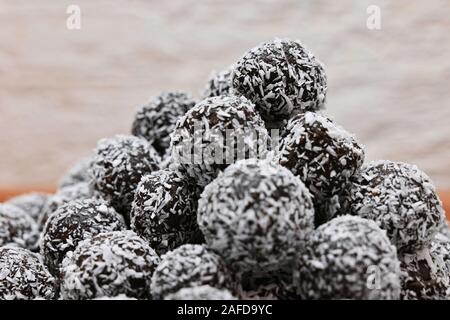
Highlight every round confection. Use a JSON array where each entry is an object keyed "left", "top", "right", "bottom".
[
  {"left": 132, "top": 91, "right": 195, "bottom": 156},
  {"left": 7, "top": 192, "right": 50, "bottom": 222},
  {"left": 170, "top": 95, "right": 270, "bottom": 187},
  {"left": 151, "top": 244, "right": 233, "bottom": 299},
  {"left": 0, "top": 246, "right": 56, "bottom": 300},
  {"left": 400, "top": 241, "right": 450, "bottom": 300},
  {"left": 40, "top": 199, "right": 126, "bottom": 275},
  {"left": 202, "top": 66, "right": 234, "bottom": 98},
  {"left": 130, "top": 169, "right": 202, "bottom": 255},
  {"left": 232, "top": 38, "right": 327, "bottom": 125},
  {"left": 39, "top": 182, "right": 98, "bottom": 230},
  {"left": 278, "top": 111, "right": 365, "bottom": 197},
  {"left": 60, "top": 230, "right": 160, "bottom": 300},
  {"left": 165, "top": 285, "right": 236, "bottom": 300},
  {"left": 90, "top": 135, "right": 160, "bottom": 218},
  {"left": 0, "top": 204, "right": 38, "bottom": 249},
  {"left": 298, "top": 215, "right": 401, "bottom": 300},
  {"left": 349, "top": 160, "right": 445, "bottom": 253},
  {"left": 198, "top": 158, "right": 315, "bottom": 275},
  {"left": 58, "top": 155, "right": 93, "bottom": 188}
]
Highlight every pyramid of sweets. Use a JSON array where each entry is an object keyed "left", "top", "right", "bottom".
[{"left": 1, "top": 38, "right": 448, "bottom": 300}]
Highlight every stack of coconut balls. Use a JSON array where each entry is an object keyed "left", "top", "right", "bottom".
[{"left": 1, "top": 38, "right": 449, "bottom": 300}]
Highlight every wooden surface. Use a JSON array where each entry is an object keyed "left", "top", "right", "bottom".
[{"left": 1, "top": 187, "right": 449, "bottom": 221}]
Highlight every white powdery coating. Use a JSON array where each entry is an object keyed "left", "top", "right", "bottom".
[
  {"left": 7, "top": 192, "right": 50, "bottom": 222},
  {"left": 170, "top": 95, "right": 270, "bottom": 187},
  {"left": 60, "top": 230, "right": 160, "bottom": 300},
  {"left": 130, "top": 169, "right": 201, "bottom": 255},
  {"left": 0, "top": 246, "right": 56, "bottom": 300},
  {"left": 39, "top": 182, "right": 98, "bottom": 230},
  {"left": 40, "top": 199, "right": 126, "bottom": 275},
  {"left": 202, "top": 66, "right": 235, "bottom": 98},
  {"left": 58, "top": 155, "right": 94, "bottom": 189},
  {"left": 0, "top": 204, "right": 39, "bottom": 249},
  {"left": 298, "top": 215, "right": 401, "bottom": 300},
  {"left": 151, "top": 244, "right": 232, "bottom": 300},
  {"left": 278, "top": 111, "right": 365, "bottom": 197},
  {"left": 132, "top": 91, "right": 196, "bottom": 157},
  {"left": 165, "top": 285, "right": 236, "bottom": 300},
  {"left": 349, "top": 160, "right": 445, "bottom": 253},
  {"left": 232, "top": 38, "right": 327, "bottom": 124},
  {"left": 400, "top": 241, "right": 450, "bottom": 300},
  {"left": 90, "top": 135, "right": 160, "bottom": 216},
  {"left": 198, "top": 158, "right": 315, "bottom": 275}
]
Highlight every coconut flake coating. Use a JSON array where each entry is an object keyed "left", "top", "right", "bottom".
[
  {"left": 232, "top": 38, "right": 327, "bottom": 124},
  {"left": 198, "top": 158, "right": 315, "bottom": 275},
  {"left": 151, "top": 244, "right": 233, "bottom": 299},
  {"left": 165, "top": 285, "right": 236, "bottom": 300},
  {"left": 0, "top": 204, "right": 38, "bottom": 249},
  {"left": 202, "top": 66, "right": 234, "bottom": 98},
  {"left": 39, "top": 182, "right": 98, "bottom": 230},
  {"left": 90, "top": 135, "right": 160, "bottom": 218},
  {"left": 58, "top": 156, "right": 93, "bottom": 189},
  {"left": 171, "top": 95, "right": 270, "bottom": 187},
  {"left": 7, "top": 192, "right": 50, "bottom": 222},
  {"left": 298, "top": 215, "right": 401, "bottom": 300},
  {"left": 60, "top": 230, "right": 160, "bottom": 300},
  {"left": 278, "top": 112, "right": 365, "bottom": 197},
  {"left": 400, "top": 241, "right": 450, "bottom": 300},
  {"left": 0, "top": 246, "right": 56, "bottom": 300},
  {"left": 40, "top": 199, "right": 126, "bottom": 275},
  {"left": 131, "top": 169, "right": 203, "bottom": 255},
  {"left": 132, "top": 91, "right": 196, "bottom": 157},
  {"left": 349, "top": 160, "right": 445, "bottom": 253}
]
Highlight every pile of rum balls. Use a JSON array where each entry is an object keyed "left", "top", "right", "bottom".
[{"left": 1, "top": 38, "right": 448, "bottom": 300}]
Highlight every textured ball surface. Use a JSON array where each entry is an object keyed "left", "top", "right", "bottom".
[
  {"left": 349, "top": 160, "right": 445, "bottom": 252},
  {"left": 400, "top": 241, "right": 450, "bottom": 300},
  {"left": 232, "top": 38, "right": 327, "bottom": 124},
  {"left": 60, "top": 230, "right": 160, "bottom": 300},
  {"left": 40, "top": 199, "right": 126, "bottom": 274},
  {"left": 0, "top": 246, "right": 56, "bottom": 300},
  {"left": 132, "top": 91, "right": 195, "bottom": 156},
  {"left": 90, "top": 135, "right": 160, "bottom": 217},
  {"left": 278, "top": 112, "right": 365, "bottom": 197},
  {"left": 165, "top": 285, "right": 236, "bottom": 300},
  {"left": 151, "top": 244, "right": 232, "bottom": 299},
  {"left": 0, "top": 204, "right": 38, "bottom": 249},
  {"left": 7, "top": 192, "right": 50, "bottom": 222},
  {"left": 171, "top": 95, "right": 269, "bottom": 186},
  {"left": 298, "top": 215, "right": 401, "bottom": 300},
  {"left": 58, "top": 156, "right": 93, "bottom": 189},
  {"left": 131, "top": 169, "right": 202, "bottom": 254},
  {"left": 203, "top": 66, "right": 234, "bottom": 98},
  {"left": 198, "top": 158, "right": 315, "bottom": 275}
]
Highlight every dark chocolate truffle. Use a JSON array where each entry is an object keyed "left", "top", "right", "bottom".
[
  {"left": 171, "top": 95, "right": 270, "bottom": 187},
  {"left": 132, "top": 91, "right": 195, "bottom": 156},
  {"left": 60, "top": 230, "right": 160, "bottom": 300},
  {"left": 165, "top": 285, "right": 236, "bottom": 300},
  {"left": 90, "top": 135, "right": 160, "bottom": 218},
  {"left": 278, "top": 111, "right": 365, "bottom": 197},
  {"left": 202, "top": 66, "right": 234, "bottom": 98},
  {"left": 130, "top": 169, "right": 202, "bottom": 254},
  {"left": 58, "top": 155, "right": 93, "bottom": 189},
  {"left": 40, "top": 199, "right": 126, "bottom": 274},
  {"left": 400, "top": 241, "right": 450, "bottom": 300},
  {"left": 0, "top": 204, "right": 38, "bottom": 249},
  {"left": 0, "top": 246, "right": 56, "bottom": 300},
  {"left": 7, "top": 192, "right": 50, "bottom": 222},
  {"left": 232, "top": 38, "right": 327, "bottom": 125},
  {"left": 298, "top": 215, "right": 401, "bottom": 300},
  {"left": 151, "top": 244, "right": 233, "bottom": 299},
  {"left": 349, "top": 160, "right": 445, "bottom": 252},
  {"left": 198, "top": 158, "right": 315, "bottom": 275}
]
